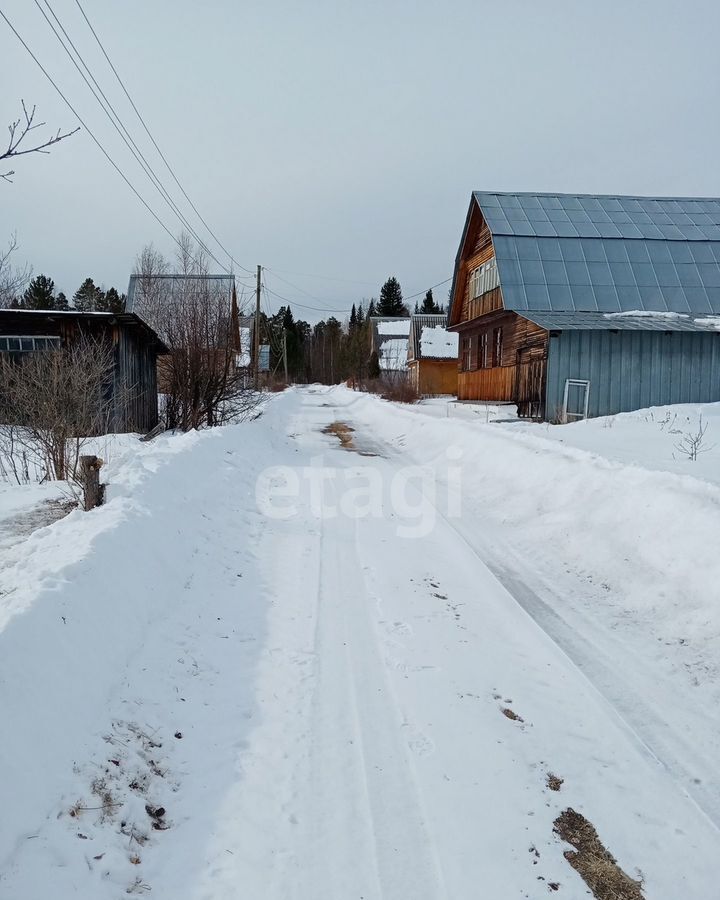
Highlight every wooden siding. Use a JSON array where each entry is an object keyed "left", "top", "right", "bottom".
[
  {"left": 456, "top": 312, "right": 549, "bottom": 415},
  {"left": 450, "top": 205, "right": 502, "bottom": 327},
  {"left": 0, "top": 311, "right": 161, "bottom": 433},
  {"left": 409, "top": 359, "right": 458, "bottom": 396}
]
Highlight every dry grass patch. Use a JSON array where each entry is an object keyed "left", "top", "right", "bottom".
[
  {"left": 546, "top": 773, "right": 564, "bottom": 792},
  {"left": 501, "top": 707, "right": 524, "bottom": 722},
  {"left": 554, "top": 808, "right": 644, "bottom": 900}
]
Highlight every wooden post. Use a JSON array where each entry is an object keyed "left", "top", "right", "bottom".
[{"left": 80, "top": 455, "right": 104, "bottom": 511}]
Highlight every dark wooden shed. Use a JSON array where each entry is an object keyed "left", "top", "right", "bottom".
[{"left": 0, "top": 309, "right": 168, "bottom": 433}]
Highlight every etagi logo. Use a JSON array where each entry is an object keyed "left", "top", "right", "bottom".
[{"left": 255, "top": 447, "right": 462, "bottom": 539}]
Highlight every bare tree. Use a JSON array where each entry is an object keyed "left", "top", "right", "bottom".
[
  {"left": 133, "top": 239, "right": 260, "bottom": 430},
  {"left": 0, "top": 337, "right": 116, "bottom": 482},
  {"left": 2, "top": 100, "right": 79, "bottom": 183},
  {"left": 0, "top": 233, "right": 31, "bottom": 306}
]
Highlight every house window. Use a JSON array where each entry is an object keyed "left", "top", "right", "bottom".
[
  {"left": 468, "top": 259, "right": 499, "bottom": 308},
  {"left": 492, "top": 327, "right": 503, "bottom": 366},
  {"left": 0, "top": 335, "right": 61, "bottom": 352},
  {"left": 479, "top": 332, "right": 488, "bottom": 368},
  {"left": 461, "top": 337, "right": 472, "bottom": 371}
]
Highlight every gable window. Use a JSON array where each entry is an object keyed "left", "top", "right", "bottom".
[
  {"left": 461, "top": 337, "right": 472, "bottom": 371},
  {"left": 492, "top": 327, "right": 503, "bottom": 367}
]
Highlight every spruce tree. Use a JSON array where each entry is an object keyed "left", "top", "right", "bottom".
[
  {"left": 72, "top": 277, "right": 103, "bottom": 311},
  {"left": 349, "top": 303, "right": 357, "bottom": 330},
  {"left": 105, "top": 287, "right": 125, "bottom": 314},
  {"left": 356, "top": 303, "right": 365, "bottom": 328},
  {"left": 23, "top": 274, "right": 56, "bottom": 310},
  {"left": 367, "top": 298, "right": 377, "bottom": 318},
  {"left": 55, "top": 291, "right": 70, "bottom": 310},
  {"left": 421, "top": 288, "right": 442, "bottom": 314},
  {"left": 414, "top": 300, "right": 419, "bottom": 313},
  {"left": 377, "top": 276, "right": 407, "bottom": 317}
]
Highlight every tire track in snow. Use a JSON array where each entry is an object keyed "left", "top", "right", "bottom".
[{"left": 293, "top": 476, "right": 447, "bottom": 900}]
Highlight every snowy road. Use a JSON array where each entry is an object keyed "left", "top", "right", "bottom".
[{"left": 2, "top": 387, "right": 720, "bottom": 899}]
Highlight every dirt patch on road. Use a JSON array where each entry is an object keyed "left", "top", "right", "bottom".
[
  {"left": 323, "top": 421, "right": 356, "bottom": 448},
  {"left": 322, "top": 422, "right": 378, "bottom": 457},
  {"left": 554, "top": 808, "right": 644, "bottom": 900}
]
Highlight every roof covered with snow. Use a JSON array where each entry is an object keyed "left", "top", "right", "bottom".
[
  {"left": 369, "top": 317, "right": 411, "bottom": 370},
  {"left": 408, "top": 314, "right": 458, "bottom": 360},
  {"left": 450, "top": 192, "right": 720, "bottom": 322}
]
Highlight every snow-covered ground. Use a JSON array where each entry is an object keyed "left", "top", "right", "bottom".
[{"left": 1, "top": 387, "right": 719, "bottom": 898}]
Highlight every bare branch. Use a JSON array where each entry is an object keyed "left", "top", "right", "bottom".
[{"left": 1, "top": 100, "right": 79, "bottom": 177}]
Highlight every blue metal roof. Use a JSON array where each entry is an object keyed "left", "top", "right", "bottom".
[
  {"left": 468, "top": 192, "right": 720, "bottom": 316},
  {"left": 474, "top": 192, "right": 720, "bottom": 241}
]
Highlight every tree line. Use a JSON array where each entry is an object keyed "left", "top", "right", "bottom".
[
  {"left": 7, "top": 273, "right": 126, "bottom": 314},
  {"left": 261, "top": 275, "right": 445, "bottom": 385}
]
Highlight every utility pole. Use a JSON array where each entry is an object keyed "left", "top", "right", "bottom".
[
  {"left": 282, "top": 328, "right": 289, "bottom": 383},
  {"left": 254, "top": 264, "right": 261, "bottom": 390}
]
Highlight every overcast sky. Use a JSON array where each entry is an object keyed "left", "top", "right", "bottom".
[{"left": 2, "top": 0, "right": 720, "bottom": 321}]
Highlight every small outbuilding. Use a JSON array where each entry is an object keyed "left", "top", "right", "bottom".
[
  {"left": 369, "top": 316, "right": 411, "bottom": 376},
  {"left": 0, "top": 308, "right": 167, "bottom": 432},
  {"left": 407, "top": 314, "right": 458, "bottom": 395},
  {"left": 448, "top": 191, "right": 720, "bottom": 419}
]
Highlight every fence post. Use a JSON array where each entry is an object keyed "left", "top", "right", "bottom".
[{"left": 80, "top": 455, "right": 104, "bottom": 511}]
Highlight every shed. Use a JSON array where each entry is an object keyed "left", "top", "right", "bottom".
[
  {"left": 447, "top": 191, "right": 720, "bottom": 419},
  {"left": 407, "top": 314, "right": 458, "bottom": 395},
  {"left": 369, "top": 316, "right": 411, "bottom": 375},
  {"left": 0, "top": 309, "right": 167, "bottom": 432}
]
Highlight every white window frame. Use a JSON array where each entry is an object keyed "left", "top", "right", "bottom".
[{"left": 562, "top": 379, "right": 590, "bottom": 421}]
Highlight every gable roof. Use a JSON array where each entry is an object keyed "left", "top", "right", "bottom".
[
  {"left": 408, "top": 314, "right": 459, "bottom": 360},
  {"left": 369, "top": 316, "right": 411, "bottom": 370},
  {"left": 450, "top": 192, "right": 720, "bottom": 322}
]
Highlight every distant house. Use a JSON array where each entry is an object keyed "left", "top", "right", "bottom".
[
  {"left": 0, "top": 308, "right": 167, "bottom": 432},
  {"left": 448, "top": 191, "right": 720, "bottom": 419},
  {"left": 369, "top": 316, "right": 411, "bottom": 376},
  {"left": 407, "top": 314, "right": 458, "bottom": 395}
]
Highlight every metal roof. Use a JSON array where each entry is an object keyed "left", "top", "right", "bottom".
[
  {"left": 126, "top": 274, "right": 235, "bottom": 313},
  {"left": 407, "top": 314, "right": 455, "bottom": 359},
  {"left": 459, "top": 192, "right": 720, "bottom": 318},
  {"left": 473, "top": 191, "right": 720, "bottom": 241},
  {"left": 520, "top": 310, "right": 720, "bottom": 333}
]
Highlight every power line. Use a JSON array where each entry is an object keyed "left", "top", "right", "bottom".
[
  {"left": 33, "top": 0, "right": 233, "bottom": 276},
  {"left": 73, "top": 0, "right": 253, "bottom": 275},
  {"left": 0, "top": 7, "right": 216, "bottom": 270}
]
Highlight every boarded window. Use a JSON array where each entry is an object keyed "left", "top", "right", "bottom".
[
  {"left": 492, "top": 327, "right": 503, "bottom": 366},
  {"left": 479, "top": 332, "right": 488, "bottom": 368},
  {"left": 461, "top": 337, "right": 472, "bottom": 371}
]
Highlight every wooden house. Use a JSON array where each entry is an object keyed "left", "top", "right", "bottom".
[
  {"left": 407, "top": 314, "right": 458, "bottom": 395},
  {"left": 0, "top": 309, "right": 167, "bottom": 432},
  {"left": 448, "top": 192, "right": 720, "bottom": 419}
]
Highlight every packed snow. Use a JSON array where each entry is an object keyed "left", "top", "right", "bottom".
[
  {"left": 1, "top": 387, "right": 720, "bottom": 899},
  {"left": 419, "top": 325, "right": 458, "bottom": 359}
]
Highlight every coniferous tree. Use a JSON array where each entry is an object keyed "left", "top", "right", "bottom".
[
  {"left": 414, "top": 300, "right": 419, "bottom": 313},
  {"left": 105, "top": 287, "right": 126, "bottom": 314},
  {"left": 349, "top": 303, "right": 357, "bottom": 330},
  {"left": 23, "top": 274, "right": 56, "bottom": 310},
  {"left": 72, "top": 277, "right": 103, "bottom": 311},
  {"left": 356, "top": 302, "right": 365, "bottom": 328},
  {"left": 367, "top": 298, "right": 377, "bottom": 318},
  {"left": 420, "top": 288, "right": 442, "bottom": 314},
  {"left": 55, "top": 291, "right": 70, "bottom": 310},
  {"left": 377, "top": 276, "right": 407, "bottom": 317}
]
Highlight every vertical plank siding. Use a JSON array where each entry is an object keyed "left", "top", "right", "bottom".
[{"left": 546, "top": 330, "right": 720, "bottom": 418}]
